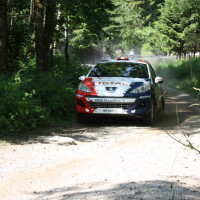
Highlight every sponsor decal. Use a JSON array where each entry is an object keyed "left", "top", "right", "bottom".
[
  {"left": 96, "top": 82, "right": 129, "bottom": 86},
  {"left": 86, "top": 97, "right": 136, "bottom": 103}
]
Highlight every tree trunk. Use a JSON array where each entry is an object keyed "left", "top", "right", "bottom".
[
  {"left": 0, "top": 0, "right": 8, "bottom": 72},
  {"left": 34, "top": 0, "right": 56, "bottom": 72},
  {"left": 65, "top": 19, "right": 70, "bottom": 70},
  {"left": 34, "top": 0, "right": 44, "bottom": 71},
  {"left": 29, "top": 0, "right": 35, "bottom": 25},
  {"left": 43, "top": 0, "right": 56, "bottom": 71},
  {"left": 65, "top": 34, "right": 70, "bottom": 70}
]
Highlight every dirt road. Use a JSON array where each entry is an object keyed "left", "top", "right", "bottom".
[{"left": 0, "top": 86, "right": 200, "bottom": 200}]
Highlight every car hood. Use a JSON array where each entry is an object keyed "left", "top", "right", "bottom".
[{"left": 84, "top": 77, "right": 150, "bottom": 97}]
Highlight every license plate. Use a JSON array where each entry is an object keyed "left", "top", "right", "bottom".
[
  {"left": 93, "top": 108, "right": 127, "bottom": 114},
  {"left": 102, "top": 109, "right": 118, "bottom": 113}
]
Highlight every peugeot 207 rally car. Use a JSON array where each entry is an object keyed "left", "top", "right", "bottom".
[{"left": 75, "top": 57, "right": 164, "bottom": 125}]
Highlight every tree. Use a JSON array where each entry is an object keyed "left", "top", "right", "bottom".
[
  {"left": 1, "top": 0, "right": 115, "bottom": 73},
  {"left": 0, "top": 0, "right": 8, "bottom": 72},
  {"left": 155, "top": 0, "right": 200, "bottom": 56},
  {"left": 180, "top": 0, "right": 200, "bottom": 55},
  {"left": 104, "top": 0, "right": 144, "bottom": 56},
  {"left": 104, "top": 0, "right": 166, "bottom": 57},
  {"left": 127, "top": 0, "right": 165, "bottom": 25},
  {"left": 7, "top": 0, "right": 32, "bottom": 71},
  {"left": 34, "top": 0, "right": 44, "bottom": 71},
  {"left": 155, "top": 0, "right": 185, "bottom": 55},
  {"left": 34, "top": 0, "right": 56, "bottom": 72},
  {"left": 57, "top": 0, "right": 114, "bottom": 68}
]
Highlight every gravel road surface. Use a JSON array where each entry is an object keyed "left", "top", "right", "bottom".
[{"left": 0, "top": 86, "right": 200, "bottom": 200}]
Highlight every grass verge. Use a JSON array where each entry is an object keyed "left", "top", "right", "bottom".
[{"left": 156, "top": 57, "right": 200, "bottom": 98}]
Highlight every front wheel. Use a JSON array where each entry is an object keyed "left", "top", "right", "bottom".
[
  {"left": 76, "top": 113, "right": 89, "bottom": 124},
  {"left": 143, "top": 100, "right": 155, "bottom": 126},
  {"left": 160, "top": 97, "right": 165, "bottom": 117}
]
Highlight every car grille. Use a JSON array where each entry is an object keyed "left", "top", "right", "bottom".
[
  {"left": 86, "top": 96, "right": 135, "bottom": 109},
  {"left": 88, "top": 102, "right": 134, "bottom": 109}
]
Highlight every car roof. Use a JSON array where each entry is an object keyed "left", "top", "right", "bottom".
[{"left": 97, "top": 59, "right": 150, "bottom": 65}]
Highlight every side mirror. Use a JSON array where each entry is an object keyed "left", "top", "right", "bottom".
[
  {"left": 79, "top": 75, "right": 86, "bottom": 81},
  {"left": 155, "top": 76, "right": 164, "bottom": 84}
]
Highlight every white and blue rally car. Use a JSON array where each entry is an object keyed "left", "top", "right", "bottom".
[{"left": 76, "top": 57, "right": 165, "bottom": 125}]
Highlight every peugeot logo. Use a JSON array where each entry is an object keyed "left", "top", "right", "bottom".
[{"left": 106, "top": 87, "right": 117, "bottom": 93}]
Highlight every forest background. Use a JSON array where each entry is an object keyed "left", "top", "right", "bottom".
[{"left": 0, "top": 0, "right": 199, "bottom": 134}]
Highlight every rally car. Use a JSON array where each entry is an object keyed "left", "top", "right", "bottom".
[{"left": 75, "top": 57, "right": 164, "bottom": 125}]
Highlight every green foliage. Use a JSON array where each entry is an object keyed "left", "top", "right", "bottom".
[
  {"left": 56, "top": 0, "right": 115, "bottom": 54},
  {"left": 139, "top": 26, "right": 166, "bottom": 55},
  {"left": 141, "top": 43, "right": 154, "bottom": 56},
  {"left": 0, "top": 73, "right": 49, "bottom": 133},
  {"left": 7, "top": 0, "right": 34, "bottom": 71},
  {"left": 0, "top": 57, "right": 89, "bottom": 134},
  {"left": 155, "top": 0, "right": 200, "bottom": 55},
  {"left": 51, "top": 54, "right": 89, "bottom": 86},
  {"left": 156, "top": 57, "right": 200, "bottom": 95},
  {"left": 104, "top": 0, "right": 165, "bottom": 56},
  {"left": 105, "top": 0, "right": 144, "bottom": 54},
  {"left": 2, "top": 0, "right": 200, "bottom": 136},
  {"left": 128, "top": 0, "right": 165, "bottom": 25},
  {"left": 181, "top": 0, "right": 200, "bottom": 54},
  {"left": 70, "top": 28, "right": 97, "bottom": 50}
]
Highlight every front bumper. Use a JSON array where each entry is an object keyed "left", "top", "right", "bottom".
[{"left": 75, "top": 91, "right": 152, "bottom": 117}]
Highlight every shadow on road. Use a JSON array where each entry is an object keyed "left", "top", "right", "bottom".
[{"left": 31, "top": 179, "right": 200, "bottom": 200}]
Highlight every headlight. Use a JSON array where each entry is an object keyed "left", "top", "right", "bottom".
[
  {"left": 130, "top": 83, "right": 150, "bottom": 93},
  {"left": 78, "top": 82, "right": 92, "bottom": 93}
]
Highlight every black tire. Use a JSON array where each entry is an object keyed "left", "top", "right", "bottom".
[
  {"left": 160, "top": 97, "right": 165, "bottom": 117},
  {"left": 157, "top": 97, "right": 165, "bottom": 121},
  {"left": 76, "top": 113, "right": 89, "bottom": 124},
  {"left": 143, "top": 100, "right": 155, "bottom": 126}
]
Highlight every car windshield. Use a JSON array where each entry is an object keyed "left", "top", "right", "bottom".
[{"left": 88, "top": 62, "right": 149, "bottom": 78}]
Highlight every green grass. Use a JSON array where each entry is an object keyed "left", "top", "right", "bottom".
[{"left": 156, "top": 57, "right": 200, "bottom": 97}]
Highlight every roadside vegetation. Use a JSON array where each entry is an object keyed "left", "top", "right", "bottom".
[
  {"left": 0, "top": 57, "right": 89, "bottom": 135},
  {"left": 156, "top": 57, "right": 200, "bottom": 97},
  {"left": 0, "top": 0, "right": 199, "bottom": 136},
  {"left": 156, "top": 57, "right": 200, "bottom": 154}
]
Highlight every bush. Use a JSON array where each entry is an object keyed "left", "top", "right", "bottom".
[
  {"left": 0, "top": 56, "right": 90, "bottom": 134},
  {"left": 0, "top": 74, "right": 49, "bottom": 133}
]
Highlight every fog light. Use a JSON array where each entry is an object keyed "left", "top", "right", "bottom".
[{"left": 77, "top": 99, "right": 85, "bottom": 107}]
